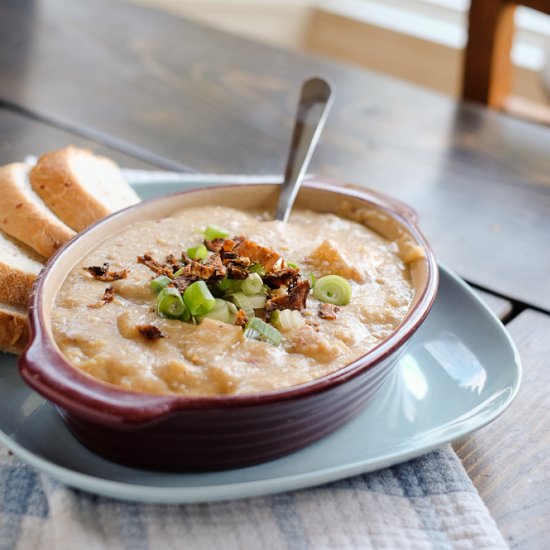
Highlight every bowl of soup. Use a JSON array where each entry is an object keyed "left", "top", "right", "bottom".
[{"left": 19, "top": 180, "right": 438, "bottom": 471}]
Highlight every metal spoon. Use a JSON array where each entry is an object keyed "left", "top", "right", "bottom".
[{"left": 274, "top": 77, "right": 333, "bottom": 222}]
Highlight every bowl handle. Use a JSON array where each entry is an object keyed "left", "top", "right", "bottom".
[{"left": 19, "top": 307, "right": 177, "bottom": 424}]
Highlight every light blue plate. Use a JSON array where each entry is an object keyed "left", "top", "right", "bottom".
[{"left": 0, "top": 181, "right": 521, "bottom": 504}]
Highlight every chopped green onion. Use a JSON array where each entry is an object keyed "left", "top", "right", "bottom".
[
  {"left": 230, "top": 291, "right": 255, "bottom": 318},
  {"left": 227, "top": 301, "right": 238, "bottom": 324},
  {"left": 313, "top": 275, "right": 352, "bottom": 306},
  {"left": 204, "top": 225, "right": 230, "bottom": 240},
  {"left": 218, "top": 277, "right": 242, "bottom": 294},
  {"left": 309, "top": 273, "right": 316, "bottom": 288},
  {"left": 248, "top": 294, "right": 267, "bottom": 309},
  {"left": 217, "top": 277, "right": 231, "bottom": 292},
  {"left": 173, "top": 267, "right": 185, "bottom": 278},
  {"left": 157, "top": 287, "right": 188, "bottom": 319},
  {"left": 196, "top": 298, "right": 232, "bottom": 324},
  {"left": 287, "top": 261, "right": 299, "bottom": 269},
  {"left": 241, "top": 273, "right": 263, "bottom": 296},
  {"left": 150, "top": 275, "right": 173, "bottom": 295},
  {"left": 249, "top": 263, "right": 266, "bottom": 276},
  {"left": 244, "top": 317, "right": 282, "bottom": 346},
  {"left": 178, "top": 302, "right": 192, "bottom": 321},
  {"left": 183, "top": 281, "right": 216, "bottom": 316},
  {"left": 270, "top": 309, "right": 305, "bottom": 332},
  {"left": 187, "top": 244, "right": 208, "bottom": 260}
]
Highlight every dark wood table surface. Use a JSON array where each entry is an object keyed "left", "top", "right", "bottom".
[{"left": 1, "top": 0, "right": 549, "bottom": 546}]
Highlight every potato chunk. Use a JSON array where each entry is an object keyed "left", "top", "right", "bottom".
[
  {"left": 306, "top": 239, "right": 365, "bottom": 283},
  {"left": 184, "top": 318, "right": 244, "bottom": 364},
  {"left": 111, "top": 277, "right": 152, "bottom": 301},
  {"left": 155, "top": 359, "right": 238, "bottom": 395},
  {"left": 285, "top": 326, "right": 346, "bottom": 364}
]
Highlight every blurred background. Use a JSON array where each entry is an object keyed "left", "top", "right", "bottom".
[{"left": 128, "top": 0, "right": 550, "bottom": 121}]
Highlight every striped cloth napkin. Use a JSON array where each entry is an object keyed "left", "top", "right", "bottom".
[
  {"left": 0, "top": 444, "right": 505, "bottom": 549},
  {"left": 0, "top": 170, "right": 507, "bottom": 549}
]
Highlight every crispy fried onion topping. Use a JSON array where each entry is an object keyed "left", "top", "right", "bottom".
[
  {"left": 318, "top": 303, "right": 340, "bottom": 320},
  {"left": 139, "top": 236, "right": 312, "bottom": 317},
  {"left": 137, "top": 324, "right": 166, "bottom": 340},
  {"left": 83, "top": 263, "right": 129, "bottom": 282},
  {"left": 266, "top": 279, "right": 311, "bottom": 315},
  {"left": 87, "top": 286, "right": 115, "bottom": 309}
]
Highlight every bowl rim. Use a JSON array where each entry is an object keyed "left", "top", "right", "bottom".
[{"left": 19, "top": 180, "right": 439, "bottom": 423}]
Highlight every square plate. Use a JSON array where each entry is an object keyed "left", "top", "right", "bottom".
[{"left": 0, "top": 181, "right": 521, "bottom": 503}]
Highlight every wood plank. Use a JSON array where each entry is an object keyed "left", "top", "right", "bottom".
[
  {"left": 454, "top": 309, "right": 550, "bottom": 547},
  {"left": 0, "top": 108, "right": 158, "bottom": 169},
  {"left": 474, "top": 289, "right": 513, "bottom": 320},
  {"left": 0, "top": 0, "right": 550, "bottom": 311},
  {"left": 128, "top": 0, "right": 311, "bottom": 50}
]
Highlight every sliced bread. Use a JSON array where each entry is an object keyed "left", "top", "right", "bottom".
[
  {"left": 0, "top": 230, "right": 43, "bottom": 308},
  {"left": 30, "top": 146, "right": 140, "bottom": 231},
  {"left": 0, "top": 163, "right": 75, "bottom": 258},
  {"left": 0, "top": 303, "right": 28, "bottom": 355}
]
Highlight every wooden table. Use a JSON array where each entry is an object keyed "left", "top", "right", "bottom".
[{"left": 1, "top": 0, "right": 549, "bottom": 546}]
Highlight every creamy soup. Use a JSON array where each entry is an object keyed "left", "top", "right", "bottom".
[{"left": 51, "top": 206, "right": 421, "bottom": 396}]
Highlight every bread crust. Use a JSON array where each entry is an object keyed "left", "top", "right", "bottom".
[
  {"left": 0, "top": 307, "right": 28, "bottom": 355},
  {"left": 0, "top": 147, "right": 140, "bottom": 352},
  {"left": 0, "top": 163, "right": 75, "bottom": 258},
  {"left": 30, "top": 146, "right": 137, "bottom": 231},
  {"left": 0, "top": 230, "right": 43, "bottom": 307},
  {"left": 0, "top": 268, "right": 36, "bottom": 308}
]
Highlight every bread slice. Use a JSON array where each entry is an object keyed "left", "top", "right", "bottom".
[
  {"left": 30, "top": 146, "right": 140, "bottom": 231},
  {"left": 0, "top": 163, "right": 75, "bottom": 258},
  {"left": 0, "top": 230, "right": 43, "bottom": 307},
  {"left": 0, "top": 303, "right": 28, "bottom": 354}
]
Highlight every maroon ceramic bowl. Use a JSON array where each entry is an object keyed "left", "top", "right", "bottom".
[{"left": 19, "top": 181, "right": 438, "bottom": 471}]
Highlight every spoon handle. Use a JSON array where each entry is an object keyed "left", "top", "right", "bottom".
[{"left": 274, "top": 77, "right": 333, "bottom": 222}]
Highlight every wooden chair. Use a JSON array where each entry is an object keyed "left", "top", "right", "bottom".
[{"left": 463, "top": 0, "right": 550, "bottom": 122}]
